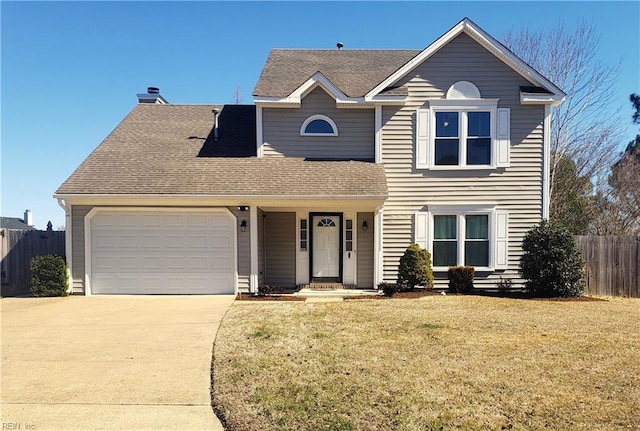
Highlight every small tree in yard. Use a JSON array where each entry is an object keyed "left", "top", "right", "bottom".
[
  {"left": 30, "top": 255, "right": 68, "bottom": 297},
  {"left": 519, "top": 221, "right": 585, "bottom": 297},
  {"left": 397, "top": 244, "right": 434, "bottom": 290}
]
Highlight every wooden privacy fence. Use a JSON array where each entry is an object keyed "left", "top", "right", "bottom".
[
  {"left": 0, "top": 229, "right": 66, "bottom": 296},
  {"left": 575, "top": 236, "right": 640, "bottom": 298}
]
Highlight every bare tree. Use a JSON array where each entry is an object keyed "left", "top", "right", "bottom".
[
  {"left": 591, "top": 156, "right": 640, "bottom": 234},
  {"left": 504, "top": 21, "right": 622, "bottom": 227},
  {"left": 591, "top": 97, "right": 640, "bottom": 235}
]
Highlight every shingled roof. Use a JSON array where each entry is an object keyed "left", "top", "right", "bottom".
[
  {"left": 0, "top": 217, "right": 35, "bottom": 230},
  {"left": 55, "top": 104, "right": 387, "bottom": 198},
  {"left": 253, "top": 49, "right": 420, "bottom": 98}
]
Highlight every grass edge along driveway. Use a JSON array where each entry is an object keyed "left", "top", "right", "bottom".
[{"left": 213, "top": 296, "right": 640, "bottom": 431}]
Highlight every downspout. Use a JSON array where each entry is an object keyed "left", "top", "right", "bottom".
[{"left": 56, "top": 198, "right": 73, "bottom": 294}]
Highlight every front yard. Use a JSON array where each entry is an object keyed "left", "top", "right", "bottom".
[{"left": 212, "top": 296, "right": 640, "bottom": 430}]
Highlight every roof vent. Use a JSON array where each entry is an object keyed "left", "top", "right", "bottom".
[
  {"left": 336, "top": 42, "right": 343, "bottom": 50},
  {"left": 137, "top": 86, "right": 168, "bottom": 104}
]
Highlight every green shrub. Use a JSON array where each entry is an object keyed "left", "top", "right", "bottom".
[
  {"left": 397, "top": 244, "right": 434, "bottom": 290},
  {"left": 519, "top": 220, "right": 586, "bottom": 297},
  {"left": 30, "top": 254, "right": 68, "bottom": 297},
  {"left": 448, "top": 266, "right": 475, "bottom": 293}
]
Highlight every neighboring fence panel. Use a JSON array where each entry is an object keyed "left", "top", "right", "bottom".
[
  {"left": 575, "top": 236, "right": 640, "bottom": 298},
  {"left": 0, "top": 229, "right": 66, "bottom": 296}
]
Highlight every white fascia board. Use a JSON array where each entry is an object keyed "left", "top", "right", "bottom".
[
  {"left": 428, "top": 98, "right": 500, "bottom": 108},
  {"left": 254, "top": 72, "right": 366, "bottom": 107},
  {"left": 366, "top": 18, "right": 566, "bottom": 103},
  {"left": 55, "top": 194, "right": 388, "bottom": 210},
  {"left": 521, "top": 93, "right": 566, "bottom": 106},
  {"left": 366, "top": 95, "right": 408, "bottom": 105},
  {"left": 254, "top": 98, "right": 301, "bottom": 108}
]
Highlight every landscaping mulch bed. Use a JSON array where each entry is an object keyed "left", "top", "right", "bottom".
[
  {"left": 344, "top": 289, "right": 441, "bottom": 300},
  {"left": 236, "top": 293, "right": 305, "bottom": 302}
]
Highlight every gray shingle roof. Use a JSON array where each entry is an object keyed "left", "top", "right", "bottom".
[
  {"left": 56, "top": 104, "right": 387, "bottom": 198},
  {"left": 0, "top": 217, "right": 35, "bottom": 230},
  {"left": 253, "top": 49, "right": 420, "bottom": 98}
]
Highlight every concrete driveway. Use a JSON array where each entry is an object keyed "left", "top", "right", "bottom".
[{"left": 1, "top": 295, "right": 235, "bottom": 430}]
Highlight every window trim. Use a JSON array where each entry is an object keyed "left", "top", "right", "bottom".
[
  {"left": 415, "top": 205, "right": 508, "bottom": 272},
  {"left": 300, "top": 114, "right": 338, "bottom": 136},
  {"left": 416, "top": 98, "right": 510, "bottom": 170},
  {"left": 429, "top": 100, "right": 498, "bottom": 169}
]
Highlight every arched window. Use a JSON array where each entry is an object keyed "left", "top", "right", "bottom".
[
  {"left": 317, "top": 217, "right": 336, "bottom": 227},
  {"left": 300, "top": 115, "right": 338, "bottom": 136}
]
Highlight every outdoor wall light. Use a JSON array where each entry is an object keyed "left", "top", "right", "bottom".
[
  {"left": 240, "top": 220, "right": 247, "bottom": 232},
  {"left": 238, "top": 206, "right": 249, "bottom": 211},
  {"left": 362, "top": 221, "right": 368, "bottom": 232}
]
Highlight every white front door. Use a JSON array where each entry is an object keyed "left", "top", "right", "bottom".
[{"left": 312, "top": 215, "right": 340, "bottom": 278}]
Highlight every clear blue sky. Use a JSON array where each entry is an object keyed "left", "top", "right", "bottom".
[{"left": 2, "top": 1, "right": 638, "bottom": 230}]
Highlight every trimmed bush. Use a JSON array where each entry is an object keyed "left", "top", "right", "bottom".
[
  {"left": 448, "top": 266, "right": 475, "bottom": 293},
  {"left": 397, "top": 244, "right": 434, "bottom": 290},
  {"left": 30, "top": 254, "right": 68, "bottom": 297},
  {"left": 519, "top": 220, "right": 586, "bottom": 297}
]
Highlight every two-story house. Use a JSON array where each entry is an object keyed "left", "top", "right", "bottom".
[{"left": 55, "top": 18, "right": 564, "bottom": 295}]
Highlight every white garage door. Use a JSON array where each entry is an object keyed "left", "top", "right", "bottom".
[{"left": 89, "top": 210, "right": 236, "bottom": 294}]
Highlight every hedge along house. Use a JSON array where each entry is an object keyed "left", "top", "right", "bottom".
[{"left": 55, "top": 18, "right": 564, "bottom": 295}]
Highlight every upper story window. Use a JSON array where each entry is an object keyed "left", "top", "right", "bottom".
[
  {"left": 416, "top": 81, "right": 510, "bottom": 170},
  {"left": 300, "top": 115, "right": 338, "bottom": 136}
]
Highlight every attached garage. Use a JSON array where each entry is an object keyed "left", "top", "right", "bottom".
[{"left": 87, "top": 209, "right": 237, "bottom": 295}]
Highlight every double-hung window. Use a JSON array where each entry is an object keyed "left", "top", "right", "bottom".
[
  {"left": 415, "top": 206, "right": 509, "bottom": 271},
  {"left": 432, "top": 213, "right": 489, "bottom": 268},
  {"left": 434, "top": 110, "right": 492, "bottom": 166},
  {"left": 415, "top": 81, "right": 510, "bottom": 170}
]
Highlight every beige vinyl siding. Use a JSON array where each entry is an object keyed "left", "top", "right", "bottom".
[
  {"left": 264, "top": 212, "right": 296, "bottom": 287},
  {"left": 381, "top": 33, "right": 545, "bottom": 289},
  {"left": 71, "top": 205, "right": 92, "bottom": 294},
  {"left": 230, "top": 207, "right": 250, "bottom": 292},
  {"left": 357, "top": 212, "right": 374, "bottom": 288},
  {"left": 262, "top": 87, "right": 375, "bottom": 160}
]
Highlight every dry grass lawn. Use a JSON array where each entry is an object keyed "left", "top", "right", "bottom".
[{"left": 212, "top": 296, "right": 640, "bottom": 430}]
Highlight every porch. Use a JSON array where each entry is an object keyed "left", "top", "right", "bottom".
[{"left": 238, "top": 207, "right": 381, "bottom": 292}]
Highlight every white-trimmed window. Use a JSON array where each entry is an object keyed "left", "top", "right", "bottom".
[
  {"left": 416, "top": 81, "right": 510, "bottom": 170},
  {"left": 300, "top": 114, "right": 338, "bottom": 136},
  {"left": 414, "top": 206, "right": 509, "bottom": 271}
]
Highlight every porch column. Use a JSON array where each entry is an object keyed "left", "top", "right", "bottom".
[
  {"left": 249, "top": 205, "right": 259, "bottom": 293},
  {"left": 373, "top": 207, "right": 384, "bottom": 286}
]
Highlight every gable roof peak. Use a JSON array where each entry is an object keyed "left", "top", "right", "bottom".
[{"left": 365, "top": 18, "right": 565, "bottom": 104}]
